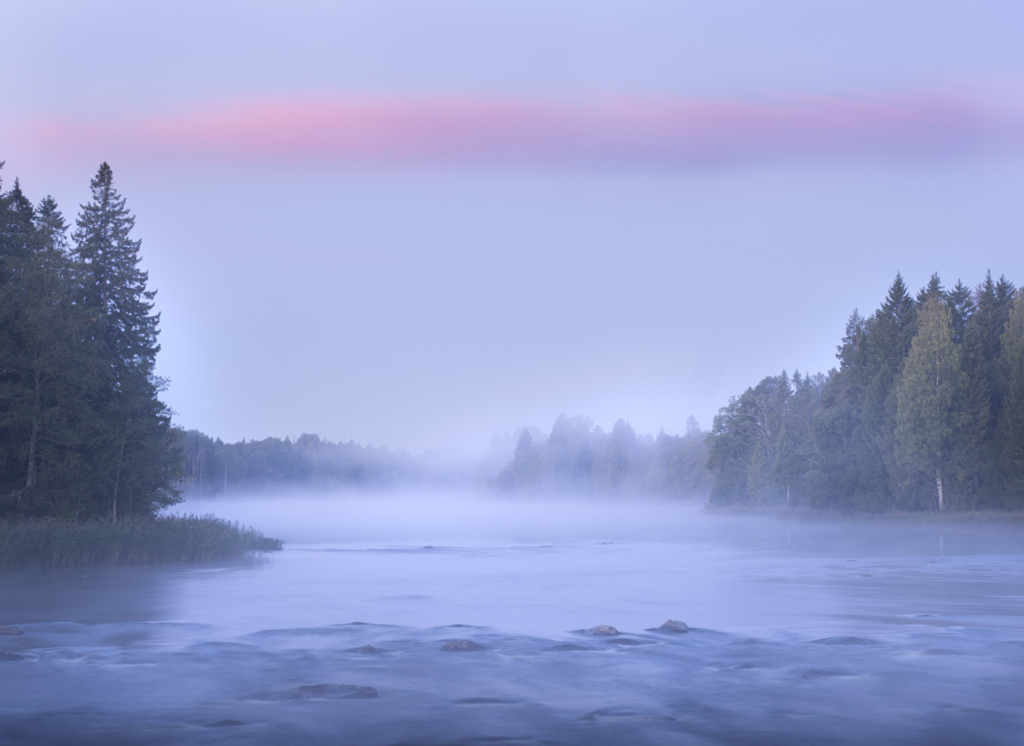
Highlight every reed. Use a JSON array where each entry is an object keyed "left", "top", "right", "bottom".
[{"left": 0, "top": 514, "right": 283, "bottom": 568}]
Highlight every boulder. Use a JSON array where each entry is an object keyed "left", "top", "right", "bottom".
[
  {"left": 442, "top": 639, "right": 485, "bottom": 651},
  {"left": 0, "top": 626, "right": 23, "bottom": 636},
  {"left": 0, "top": 652, "right": 26, "bottom": 661},
  {"left": 584, "top": 625, "right": 619, "bottom": 636},
  {"left": 354, "top": 645, "right": 380, "bottom": 654},
  {"left": 658, "top": 620, "right": 689, "bottom": 634},
  {"left": 294, "top": 684, "right": 378, "bottom": 699}
]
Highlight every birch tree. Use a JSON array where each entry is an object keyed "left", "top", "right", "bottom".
[{"left": 894, "top": 298, "right": 960, "bottom": 510}]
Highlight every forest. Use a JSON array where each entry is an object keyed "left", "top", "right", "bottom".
[
  {"left": 706, "top": 273, "right": 1024, "bottom": 511},
  {"left": 0, "top": 163, "right": 180, "bottom": 520}
]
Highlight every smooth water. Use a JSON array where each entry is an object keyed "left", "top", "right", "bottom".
[{"left": 1, "top": 497, "right": 1023, "bottom": 745}]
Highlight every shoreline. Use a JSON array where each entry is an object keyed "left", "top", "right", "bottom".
[
  {"left": 0, "top": 514, "right": 283, "bottom": 569},
  {"left": 703, "top": 506, "right": 1024, "bottom": 524}
]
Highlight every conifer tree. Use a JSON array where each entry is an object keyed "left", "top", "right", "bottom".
[
  {"left": 874, "top": 273, "right": 917, "bottom": 369},
  {"left": 916, "top": 273, "right": 944, "bottom": 305},
  {"left": 72, "top": 163, "right": 159, "bottom": 372},
  {"left": 995, "top": 352, "right": 1024, "bottom": 505},
  {"left": 71, "top": 164, "right": 180, "bottom": 520},
  {"left": 995, "top": 293, "right": 1024, "bottom": 504},
  {"left": 947, "top": 280, "right": 975, "bottom": 344},
  {"left": 894, "top": 299, "right": 960, "bottom": 510},
  {"left": 0, "top": 176, "right": 35, "bottom": 280}
]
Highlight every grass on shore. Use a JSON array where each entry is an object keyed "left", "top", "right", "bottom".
[{"left": 0, "top": 514, "right": 283, "bottom": 569}]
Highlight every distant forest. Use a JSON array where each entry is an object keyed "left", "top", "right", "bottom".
[
  {"left": 176, "top": 421, "right": 711, "bottom": 498},
  {"left": 492, "top": 415, "right": 711, "bottom": 497},
  {"left": 0, "top": 163, "right": 180, "bottom": 520},
  {"left": 707, "top": 273, "right": 1024, "bottom": 511},
  {"left": 176, "top": 430, "right": 497, "bottom": 496}
]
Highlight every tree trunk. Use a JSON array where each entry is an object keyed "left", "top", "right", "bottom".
[
  {"left": 936, "top": 468, "right": 944, "bottom": 511},
  {"left": 25, "top": 366, "right": 41, "bottom": 491},
  {"left": 112, "top": 415, "right": 131, "bottom": 523},
  {"left": 26, "top": 423, "right": 38, "bottom": 489}
]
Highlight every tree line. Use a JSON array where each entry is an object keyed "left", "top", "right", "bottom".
[
  {"left": 6, "top": 164, "right": 1020, "bottom": 512},
  {"left": 178, "top": 430, "right": 482, "bottom": 495},
  {"left": 0, "top": 163, "right": 181, "bottom": 520},
  {"left": 706, "top": 272, "right": 1024, "bottom": 511},
  {"left": 493, "top": 414, "right": 712, "bottom": 496}
]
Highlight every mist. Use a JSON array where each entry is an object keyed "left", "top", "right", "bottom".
[{"left": 4, "top": 1, "right": 1024, "bottom": 743}]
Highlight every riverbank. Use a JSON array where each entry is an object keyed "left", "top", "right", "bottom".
[
  {"left": 0, "top": 514, "right": 282, "bottom": 569},
  {"left": 704, "top": 505, "right": 1024, "bottom": 524}
]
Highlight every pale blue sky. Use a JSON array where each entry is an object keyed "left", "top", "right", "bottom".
[{"left": 3, "top": 1, "right": 1024, "bottom": 450}]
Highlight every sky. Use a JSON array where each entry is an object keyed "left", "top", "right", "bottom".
[{"left": 3, "top": 1, "right": 1024, "bottom": 452}]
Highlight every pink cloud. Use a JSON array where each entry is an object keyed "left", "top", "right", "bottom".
[{"left": 18, "top": 89, "right": 1023, "bottom": 169}]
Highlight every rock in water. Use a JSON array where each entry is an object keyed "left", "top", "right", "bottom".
[
  {"left": 355, "top": 645, "right": 380, "bottom": 654},
  {"left": 0, "top": 652, "right": 26, "bottom": 661},
  {"left": 659, "top": 620, "right": 689, "bottom": 633},
  {"left": 442, "top": 639, "right": 485, "bottom": 651},
  {"left": 584, "top": 625, "right": 620, "bottom": 636},
  {"left": 204, "top": 720, "right": 245, "bottom": 728},
  {"left": 295, "top": 684, "right": 378, "bottom": 699},
  {"left": 0, "top": 626, "right": 23, "bottom": 636}
]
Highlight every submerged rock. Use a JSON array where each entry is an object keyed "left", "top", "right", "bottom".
[
  {"left": 204, "top": 720, "right": 245, "bottom": 728},
  {"left": 442, "top": 639, "right": 485, "bottom": 651},
  {"left": 811, "top": 636, "right": 877, "bottom": 646},
  {"left": 294, "top": 684, "right": 378, "bottom": 699},
  {"left": 608, "top": 638, "right": 643, "bottom": 646},
  {"left": 658, "top": 620, "right": 689, "bottom": 634},
  {"left": 0, "top": 626, "right": 23, "bottom": 636},
  {"left": 353, "top": 645, "right": 380, "bottom": 654},
  {"left": 549, "top": 643, "right": 590, "bottom": 652},
  {"left": 0, "top": 652, "right": 26, "bottom": 661},
  {"left": 584, "top": 625, "right": 619, "bottom": 636}
]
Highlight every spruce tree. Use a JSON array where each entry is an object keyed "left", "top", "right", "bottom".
[
  {"left": 995, "top": 351, "right": 1024, "bottom": 505},
  {"left": 947, "top": 280, "right": 975, "bottom": 344},
  {"left": 916, "top": 273, "right": 945, "bottom": 305},
  {"left": 71, "top": 163, "right": 180, "bottom": 520},
  {"left": 72, "top": 163, "right": 159, "bottom": 371},
  {"left": 894, "top": 299, "right": 960, "bottom": 510},
  {"left": 0, "top": 176, "right": 35, "bottom": 282},
  {"left": 874, "top": 273, "right": 917, "bottom": 369},
  {"left": 995, "top": 293, "right": 1024, "bottom": 505}
]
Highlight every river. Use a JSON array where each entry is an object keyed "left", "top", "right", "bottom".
[{"left": 1, "top": 495, "right": 1022, "bottom": 745}]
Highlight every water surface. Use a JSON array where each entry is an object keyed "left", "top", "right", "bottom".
[{"left": 1, "top": 498, "right": 1022, "bottom": 745}]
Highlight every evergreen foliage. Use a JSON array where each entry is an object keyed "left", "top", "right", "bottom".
[
  {"left": 0, "top": 163, "right": 182, "bottom": 520},
  {"left": 707, "top": 273, "right": 1022, "bottom": 511}
]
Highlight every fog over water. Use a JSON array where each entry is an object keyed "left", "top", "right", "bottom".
[{"left": 3, "top": 493, "right": 1023, "bottom": 744}]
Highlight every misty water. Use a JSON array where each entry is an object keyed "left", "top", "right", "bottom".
[{"left": 2, "top": 496, "right": 1023, "bottom": 745}]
